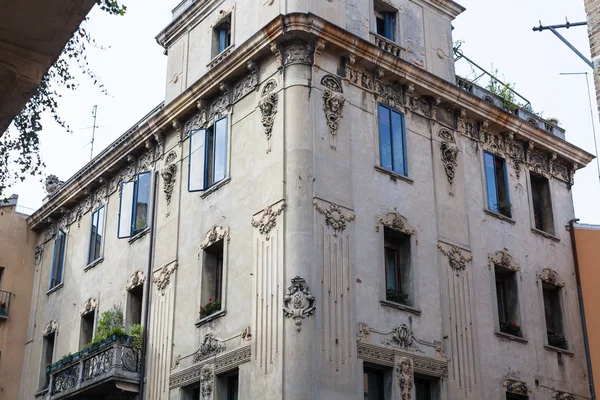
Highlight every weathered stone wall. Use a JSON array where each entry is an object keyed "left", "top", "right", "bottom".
[{"left": 585, "top": 0, "right": 600, "bottom": 118}]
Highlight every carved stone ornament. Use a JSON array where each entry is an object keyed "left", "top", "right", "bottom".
[
  {"left": 34, "top": 245, "right": 43, "bottom": 265},
  {"left": 489, "top": 250, "right": 520, "bottom": 273},
  {"left": 314, "top": 200, "right": 355, "bottom": 237},
  {"left": 438, "top": 244, "right": 472, "bottom": 276},
  {"left": 232, "top": 60, "right": 259, "bottom": 103},
  {"left": 80, "top": 298, "right": 97, "bottom": 316},
  {"left": 200, "top": 365, "right": 214, "bottom": 400},
  {"left": 381, "top": 325, "right": 423, "bottom": 353},
  {"left": 161, "top": 163, "right": 177, "bottom": 206},
  {"left": 152, "top": 262, "right": 177, "bottom": 291},
  {"left": 165, "top": 150, "right": 177, "bottom": 164},
  {"left": 193, "top": 334, "right": 226, "bottom": 363},
  {"left": 396, "top": 357, "right": 414, "bottom": 400},
  {"left": 313, "top": 39, "right": 326, "bottom": 70},
  {"left": 241, "top": 326, "right": 252, "bottom": 341},
  {"left": 321, "top": 75, "right": 345, "bottom": 150},
  {"left": 251, "top": 201, "right": 285, "bottom": 239},
  {"left": 282, "top": 42, "right": 313, "bottom": 66},
  {"left": 554, "top": 391, "right": 575, "bottom": 400},
  {"left": 536, "top": 267, "right": 565, "bottom": 287},
  {"left": 376, "top": 211, "right": 416, "bottom": 235},
  {"left": 258, "top": 79, "right": 278, "bottom": 153},
  {"left": 45, "top": 174, "right": 64, "bottom": 196},
  {"left": 42, "top": 320, "right": 58, "bottom": 337},
  {"left": 200, "top": 226, "right": 229, "bottom": 249},
  {"left": 357, "top": 322, "right": 371, "bottom": 342},
  {"left": 283, "top": 276, "right": 316, "bottom": 333},
  {"left": 126, "top": 270, "right": 146, "bottom": 291},
  {"left": 438, "top": 129, "right": 459, "bottom": 187},
  {"left": 504, "top": 380, "right": 528, "bottom": 396}
]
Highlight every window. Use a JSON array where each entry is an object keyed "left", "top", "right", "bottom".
[
  {"left": 87, "top": 206, "right": 105, "bottom": 264},
  {"left": 415, "top": 376, "right": 440, "bottom": 400},
  {"left": 495, "top": 266, "right": 521, "bottom": 337},
  {"left": 200, "top": 239, "right": 224, "bottom": 317},
  {"left": 543, "top": 284, "right": 566, "bottom": 349},
  {"left": 506, "top": 394, "right": 528, "bottom": 400},
  {"left": 189, "top": 116, "right": 228, "bottom": 192},
  {"left": 530, "top": 172, "right": 554, "bottom": 234},
  {"left": 374, "top": 1, "right": 395, "bottom": 41},
  {"left": 363, "top": 364, "right": 392, "bottom": 400},
  {"left": 181, "top": 383, "right": 200, "bottom": 400},
  {"left": 378, "top": 104, "right": 407, "bottom": 176},
  {"left": 212, "top": 14, "right": 232, "bottom": 56},
  {"left": 384, "top": 228, "right": 412, "bottom": 305},
  {"left": 484, "top": 152, "right": 511, "bottom": 218},
  {"left": 118, "top": 172, "right": 151, "bottom": 239},
  {"left": 40, "top": 332, "right": 55, "bottom": 389},
  {"left": 80, "top": 311, "right": 95, "bottom": 349},
  {"left": 126, "top": 284, "right": 143, "bottom": 328},
  {"left": 217, "top": 369, "right": 239, "bottom": 400},
  {"left": 49, "top": 230, "right": 66, "bottom": 289}
]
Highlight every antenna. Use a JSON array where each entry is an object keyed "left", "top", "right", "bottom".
[
  {"left": 533, "top": 19, "right": 593, "bottom": 69},
  {"left": 90, "top": 105, "right": 98, "bottom": 161}
]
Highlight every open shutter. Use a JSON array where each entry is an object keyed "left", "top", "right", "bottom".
[
  {"left": 118, "top": 181, "right": 135, "bottom": 238},
  {"left": 189, "top": 129, "right": 207, "bottom": 191},
  {"left": 214, "top": 117, "right": 228, "bottom": 183},
  {"left": 50, "top": 233, "right": 59, "bottom": 288}
]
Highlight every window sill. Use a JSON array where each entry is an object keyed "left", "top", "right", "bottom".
[
  {"left": 374, "top": 166, "right": 413, "bottom": 184},
  {"left": 531, "top": 228, "right": 560, "bottom": 242},
  {"left": 84, "top": 257, "right": 104, "bottom": 272},
  {"left": 380, "top": 300, "right": 421, "bottom": 316},
  {"left": 46, "top": 283, "right": 64, "bottom": 296},
  {"left": 129, "top": 227, "right": 150, "bottom": 244},
  {"left": 207, "top": 45, "right": 235, "bottom": 69},
  {"left": 484, "top": 209, "right": 515, "bottom": 224},
  {"left": 494, "top": 331, "right": 528, "bottom": 344},
  {"left": 200, "top": 178, "right": 231, "bottom": 199},
  {"left": 34, "top": 388, "right": 49, "bottom": 398},
  {"left": 544, "top": 345, "right": 574, "bottom": 356},
  {"left": 195, "top": 309, "right": 226, "bottom": 327}
]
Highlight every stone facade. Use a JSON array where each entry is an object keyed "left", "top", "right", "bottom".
[
  {"left": 18, "top": 1, "right": 595, "bottom": 399},
  {"left": 585, "top": 0, "right": 600, "bottom": 119}
]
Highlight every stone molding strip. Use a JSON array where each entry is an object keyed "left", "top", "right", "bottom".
[{"left": 357, "top": 342, "right": 448, "bottom": 377}]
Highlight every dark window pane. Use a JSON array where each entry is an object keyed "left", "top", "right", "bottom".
[
  {"left": 227, "top": 374, "right": 239, "bottom": 400},
  {"left": 415, "top": 377, "right": 432, "bottom": 400},
  {"left": 543, "top": 288, "right": 556, "bottom": 333},
  {"left": 134, "top": 172, "right": 151, "bottom": 233},
  {"left": 95, "top": 207, "right": 104, "bottom": 259},
  {"left": 391, "top": 110, "right": 405, "bottom": 175},
  {"left": 484, "top": 152, "right": 498, "bottom": 212},
  {"left": 376, "top": 16, "right": 386, "bottom": 37},
  {"left": 51, "top": 231, "right": 66, "bottom": 288},
  {"left": 385, "top": 246, "right": 398, "bottom": 291},
  {"left": 530, "top": 173, "right": 554, "bottom": 234},
  {"left": 496, "top": 278, "right": 508, "bottom": 322},
  {"left": 494, "top": 156, "right": 510, "bottom": 217},
  {"left": 384, "top": 12, "right": 394, "bottom": 40},
  {"left": 378, "top": 105, "right": 393, "bottom": 170},
  {"left": 363, "top": 368, "right": 384, "bottom": 400}
]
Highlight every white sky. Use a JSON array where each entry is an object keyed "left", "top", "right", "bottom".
[{"left": 8, "top": 0, "right": 600, "bottom": 223}]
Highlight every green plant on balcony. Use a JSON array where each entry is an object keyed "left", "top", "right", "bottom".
[
  {"left": 129, "top": 324, "right": 143, "bottom": 351},
  {"left": 547, "top": 332, "right": 567, "bottom": 349},
  {"left": 499, "top": 320, "right": 521, "bottom": 337},
  {"left": 90, "top": 305, "right": 127, "bottom": 347},
  {"left": 386, "top": 289, "right": 409, "bottom": 305},
  {"left": 199, "top": 298, "right": 221, "bottom": 319}
]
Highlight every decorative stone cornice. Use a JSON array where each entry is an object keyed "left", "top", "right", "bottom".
[
  {"left": 314, "top": 198, "right": 355, "bottom": 237},
  {"left": 80, "top": 298, "right": 97, "bottom": 316},
  {"left": 504, "top": 379, "right": 528, "bottom": 396},
  {"left": 357, "top": 342, "right": 448, "bottom": 377},
  {"left": 251, "top": 200, "right": 285, "bottom": 239},
  {"left": 193, "top": 334, "right": 226, "bottom": 364},
  {"left": 200, "top": 226, "right": 229, "bottom": 249},
  {"left": 152, "top": 262, "right": 177, "bottom": 291},
  {"left": 553, "top": 391, "right": 575, "bottom": 400},
  {"left": 536, "top": 267, "right": 565, "bottom": 287},
  {"left": 125, "top": 270, "right": 146, "bottom": 291},
  {"left": 489, "top": 250, "right": 521, "bottom": 273},
  {"left": 438, "top": 242, "right": 472, "bottom": 275},
  {"left": 381, "top": 325, "right": 424, "bottom": 353},
  {"left": 42, "top": 320, "right": 58, "bottom": 337},
  {"left": 376, "top": 211, "right": 416, "bottom": 235}
]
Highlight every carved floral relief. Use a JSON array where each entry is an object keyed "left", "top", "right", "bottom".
[
  {"left": 259, "top": 79, "right": 278, "bottom": 153},
  {"left": 321, "top": 75, "right": 345, "bottom": 150},
  {"left": 438, "top": 243, "right": 472, "bottom": 276},
  {"left": 152, "top": 262, "right": 177, "bottom": 291},
  {"left": 536, "top": 267, "right": 565, "bottom": 287},
  {"left": 438, "top": 128, "right": 459, "bottom": 188},
  {"left": 193, "top": 334, "right": 226, "bottom": 364},
  {"left": 314, "top": 199, "right": 355, "bottom": 237},
  {"left": 376, "top": 211, "right": 415, "bottom": 235},
  {"left": 251, "top": 201, "right": 285, "bottom": 239},
  {"left": 200, "top": 226, "right": 229, "bottom": 249}
]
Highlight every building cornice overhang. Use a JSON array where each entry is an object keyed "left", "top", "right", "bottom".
[
  {"left": 416, "top": 0, "right": 465, "bottom": 20},
  {"left": 28, "top": 12, "right": 593, "bottom": 231}
]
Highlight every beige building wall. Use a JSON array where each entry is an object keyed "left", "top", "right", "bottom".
[{"left": 0, "top": 200, "right": 36, "bottom": 400}]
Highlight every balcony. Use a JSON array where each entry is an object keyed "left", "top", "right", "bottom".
[
  {"left": 0, "top": 289, "right": 12, "bottom": 319},
  {"left": 369, "top": 32, "right": 406, "bottom": 60},
  {"left": 47, "top": 336, "right": 140, "bottom": 399}
]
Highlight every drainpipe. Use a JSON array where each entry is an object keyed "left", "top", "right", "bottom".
[
  {"left": 139, "top": 170, "right": 159, "bottom": 399},
  {"left": 569, "top": 218, "right": 595, "bottom": 400}
]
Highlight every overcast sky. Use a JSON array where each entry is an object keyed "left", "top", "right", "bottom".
[{"left": 8, "top": 0, "right": 600, "bottom": 224}]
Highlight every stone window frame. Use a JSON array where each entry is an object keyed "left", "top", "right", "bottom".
[
  {"left": 376, "top": 211, "right": 419, "bottom": 312},
  {"left": 526, "top": 171, "right": 558, "bottom": 240},
  {"left": 197, "top": 226, "right": 231, "bottom": 326},
  {"left": 209, "top": 5, "right": 237, "bottom": 62},
  {"left": 86, "top": 204, "right": 108, "bottom": 269},
  {"left": 535, "top": 267, "right": 571, "bottom": 353},
  {"left": 482, "top": 151, "right": 512, "bottom": 219},
  {"left": 374, "top": 102, "right": 412, "bottom": 182},
  {"left": 48, "top": 227, "right": 69, "bottom": 293},
  {"left": 369, "top": 0, "right": 404, "bottom": 45}
]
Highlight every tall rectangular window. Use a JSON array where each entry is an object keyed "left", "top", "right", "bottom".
[
  {"left": 217, "top": 369, "right": 239, "bottom": 400},
  {"left": 40, "top": 332, "right": 55, "bottom": 389},
  {"left": 530, "top": 172, "right": 554, "bottom": 234},
  {"left": 363, "top": 366, "right": 384, "bottom": 400},
  {"left": 378, "top": 104, "right": 407, "bottom": 176},
  {"left": 374, "top": 1, "right": 395, "bottom": 41},
  {"left": 543, "top": 284, "right": 566, "bottom": 349},
  {"left": 80, "top": 311, "right": 95, "bottom": 349},
  {"left": 118, "top": 172, "right": 152, "bottom": 239},
  {"left": 495, "top": 266, "right": 521, "bottom": 337},
  {"left": 384, "top": 229, "right": 411, "bottom": 305},
  {"left": 188, "top": 116, "right": 228, "bottom": 192},
  {"left": 126, "top": 285, "right": 143, "bottom": 327},
  {"left": 212, "top": 14, "right": 232, "bottom": 56},
  {"left": 50, "top": 230, "right": 66, "bottom": 289},
  {"left": 484, "top": 152, "right": 511, "bottom": 217},
  {"left": 87, "top": 206, "right": 105, "bottom": 264},
  {"left": 181, "top": 383, "right": 200, "bottom": 400},
  {"left": 200, "top": 239, "right": 224, "bottom": 319}
]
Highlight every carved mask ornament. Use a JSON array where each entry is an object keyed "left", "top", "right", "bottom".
[{"left": 283, "top": 276, "right": 316, "bottom": 332}]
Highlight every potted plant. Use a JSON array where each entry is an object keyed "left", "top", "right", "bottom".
[
  {"left": 499, "top": 320, "right": 521, "bottom": 337},
  {"left": 199, "top": 298, "right": 222, "bottom": 319},
  {"left": 547, "top": 332, "right": 567, "bottom": 349}
]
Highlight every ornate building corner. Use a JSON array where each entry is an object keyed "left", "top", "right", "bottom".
[
  {"left": 152, "top": 262, "right": 178, "bottom": 292},
  {"left": 376, "top": 211, "right": 416, "bottom": 235},
  {"left": 80, "top": 298, "right": 97, "bottom": 316},
  {"left": 381, "top": 325, "right": 424, "bottom": 353},
  {"left": 34, "top": 245, "right": 43, "bottom": 265},
  {"left": 200, "top": 365, "right": 214, "bottom": 400},
  {"left": 313, "top": 39, "right": 326, "bottom": 71},
  {"left": 283, "top": 276, "right": 316, "bottom": 333},
  {"left": 438, "top": 128, "right": 459, "bottom": 189},
  {"left": 251, "top": 200, "right": 285, "bottom": 239},
  {"left": 125, "top": 270, "right": 146, "bottom": 291},
  {"left": 193, "top": 334, "right": 226, "bottom": 364},
  {"left": 438, "top": 243, "right": 472, "bottom": 276},
  {"left": 42, "top": 320, "right": 58, "bottom": 337},
  {"left": 161, "top": 163, "right": 177, "bottom": 207},
  {"left": 282, "top": 41, "right": 313, "bottom": 67},
  {"left": 258, "top": 79, "right": 278, "bottom": 153},
  {"left": 554, "top": 391, "right": 575, "bottom": 400},
  {"left": 321, "top": 75, "right": 345, "bottom": 149},
  {"left": 488, "top": 250, "right": 521, "bottom": 273},
  {"left": 357, "top": 322, "right": 370, "bottom": 342},
  {"left": 504, "top": 380, "right": 528, "bottom": 396},
  {"left": 536, "top": 267, "right": 565, "bottom": 287},
  {"left": 200, "top": 226, "right": 230, "bottom": 249},
  {"left": 313, "top": 199, "right": 355, "bottom": 237},
  {"left": 396, "top": 357, "right": 414, "bottom": 400}
]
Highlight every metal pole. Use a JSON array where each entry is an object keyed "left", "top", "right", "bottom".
[
  {"left": 548, "top": 27, "right": 594, "bottom": 69},
  {"left": 90, "top": 105, "right": 98, "bottom": 161}
]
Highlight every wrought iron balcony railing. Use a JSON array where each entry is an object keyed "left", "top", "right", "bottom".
[
  {"left": 47, "top": 336, "right": 140, "bottom": 399},
  {"left": 0, "top": 289, "right": 12, "bottom": 319}
]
